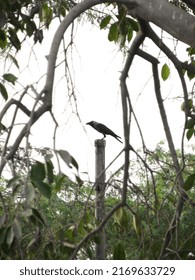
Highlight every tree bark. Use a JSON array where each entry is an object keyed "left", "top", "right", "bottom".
[{"left": 123, "top": 0, "right": 195, "bottom": 47}]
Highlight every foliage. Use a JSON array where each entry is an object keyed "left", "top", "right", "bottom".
[
  {"left": 1, "top": 144, "right": 195, "bottom": 259},
  {"left": 99, "top": 3, "right": 139, "bottom": 48},
  {"left": 104, "top": 143, "right": 195, "bottom": 259},
  {"left": 0, "top": 0, "right": 73, "bottom": 51},
  {"left": 0, "top": 146, "right": 91, "bottom": 259}
]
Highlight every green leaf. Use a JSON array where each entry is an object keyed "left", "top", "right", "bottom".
[
  {"left": 0, "top": 29, "right": 7, "bottom": 49},
  {"left": 127, "top": 18, "right": 139, "bottom": 32},
  {"left": 0, "top": 83, "right": 8, "bottom": 100},
  {"left": 12, "top": 219, "right": 22, "bottom": 239},
  {"left": 186, "top": 128, "right": 194, "bottom": 140},
  {"left": 127, "top": 25, "right": 133, "bottom": 42},
  {"left": 8, "top": 28, "right": 21, "bottom": 51},
  {"left": 185, "top": 119, "right": 195, "bottom": 129},
  {"left": 45, "top": 160, "right": 54, "bottom": 184},
  {"left": 64, "top": 225, "right": 76, "bottom": 241},
  {"left": 30, "top": 161, "right": 51, "bottom": 198},
  {"left": 56, "top": 150, "right": 78, "bottom": 170},
  {"left": 30, "top": 161, "right": 46, "bottom": 181},
  {"left": 59, "top": 2, "right": 68, "bottom": 17},
  {"left": 113, "top": 207, "right": 128, "bottom": 229},
  {"left": 187, "top": 47, "right": 195, "bottom": 56},
  {"left": 133, "top": 213, "right": 142, "bottom": 237},
  {"left": 25, "top": 183, "right": 35, "bottom": 202},
  {"left": 100, "top": 15, "right": 112, "bottom": 29},
  {"left": 118, "top": 3, "right": 127, "bottom": 18},
  {"left": 25, "top": 18, "right": 37, "bottom": 37},
  {"left": 6, "top": 226, "right": 14, "bottom": 246},
  {"left": 119, "top": 18, "right": 127, "bottom": 36},
  {"left": 187, "top": 61, "right": 195, "bottom": 80},
  {"left": 75, "top": 175, "right": 83, "bottom": 187},
  {"left": 181, "top": 99, "right": 193, "bottom": 112},
  {"left": 7, "top": 54, "right": 19, "bottom": 69},
  {"left": 113, "top": 243, "right": 126, "bottom": 260},
  {"left": 41, "top": 3, "right": 53, "bottom": 28},
  {"left": 33, "top": 180, "right": 51, "bottom": 199},
  {"left": 71, "top": 156, "right": 79, "bottom": 171},
  {"left": 3, "top": 73, "right": 17, "bottom": 85},
  {"left": 54, "top": 174, "right": 68, "bottom": 192},
  {"left": 31, "top": 208, "right": 46, "bottom": 226},
  {"left": 108, "top": 22, "right": 119, "bottom": 42},
  {"left": 161, "top": 63, "right": 170, "bottom": 81},
  {"left": 184, "top": 174, "right": 195, "bottom": 191}
]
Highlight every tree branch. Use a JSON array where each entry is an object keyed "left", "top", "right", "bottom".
[
  {"left": 120, "top": 31, "right": 145, "bottom": 201},
  {"left": 0, "top": 102, "right": 50, "bottom": 174},
  {"left": 152, "top": 59, "right": 187, "bottom": 259},
  {"left": 125, "top": 0, "right": 195, "bottom": 47}
]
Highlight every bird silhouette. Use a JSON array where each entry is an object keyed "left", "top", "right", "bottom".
[{"left": 86, "top": 121, "right": 122, "bottom": 143}]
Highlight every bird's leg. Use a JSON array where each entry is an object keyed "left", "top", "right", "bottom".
[{"left": 102, "top": 134, "right": 106, "bottom": 140}]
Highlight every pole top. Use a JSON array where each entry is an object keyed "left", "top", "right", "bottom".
[{"left": 95, "top": 139, "right": 106, "bottom": 147}]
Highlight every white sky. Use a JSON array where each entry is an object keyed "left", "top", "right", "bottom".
[{"left": 1, "top": 17, "right": 194, "bottom": 181}]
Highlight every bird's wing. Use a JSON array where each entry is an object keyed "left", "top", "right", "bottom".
[{"left": 96, "top": 123, "right": 120, "bottom": 138}]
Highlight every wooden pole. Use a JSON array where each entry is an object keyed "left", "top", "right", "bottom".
[{"left": 95, "top": 139, "right": 106, "bottom": 260}]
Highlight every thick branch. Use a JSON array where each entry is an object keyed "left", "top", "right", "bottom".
[
  {"left": 124, "top": 0, "right": 195, "bottom": 47},
  {"left": 44, "top": 0, "right": 104, "bottom": 97},
  {"left": 44, "top": 0, "right": 195, "bottom": 101}
]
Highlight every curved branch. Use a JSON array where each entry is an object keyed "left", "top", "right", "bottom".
[
  {"left": 125, "top": 0, "right": 195, "bottom": 47},
  {"left": 44, "top": 0, "right": 195, "bottom": 100},
  {"left": 44, "top": 0, "right": 104, "bottom": 97}
]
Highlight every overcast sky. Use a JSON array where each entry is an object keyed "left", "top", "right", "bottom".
[{"left": 1, "top": 18, "right": 193, "bottom": 181}]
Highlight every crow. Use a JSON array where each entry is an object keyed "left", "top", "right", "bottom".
[{"left": 86, "top": 121, "right": 122, "bottom": 143}]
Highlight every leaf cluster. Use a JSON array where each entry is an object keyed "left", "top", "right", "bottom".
[
  {"left": 0, "top": 0, "right": 72, "bottom": 52},
  {"left": 0, "top": 143, "right": 195, "bottom": 259},
  {"left": 99, "top": 4, "right": 139, "bottom": 48}
]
